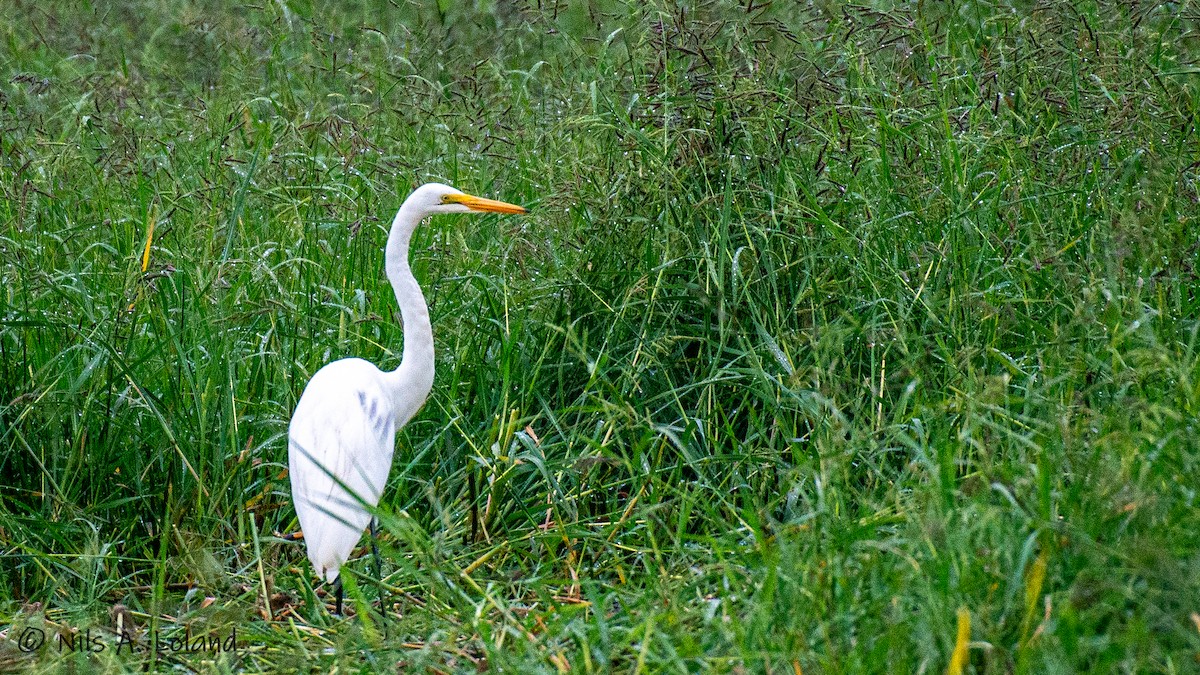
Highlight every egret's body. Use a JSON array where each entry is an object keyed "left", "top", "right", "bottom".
[{"left": 288, "top": 183, "right": 525, "bottom": 611}]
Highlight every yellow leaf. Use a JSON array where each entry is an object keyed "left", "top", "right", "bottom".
[
  {"left": 1021, "top": 551, "right": 1048, "bottom": 643},
  {"left": 140, "top": 209, "right": 156, "bottom": 272},
  {"left": 947, "top": 606, "right": 970, "bottom": 675}
]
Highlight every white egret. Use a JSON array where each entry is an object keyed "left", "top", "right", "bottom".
[{"left": 287, "top": 183, "right": 526, "bottom": 614}]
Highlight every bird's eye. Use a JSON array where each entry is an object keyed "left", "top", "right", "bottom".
[{"left": 440, "top": 195, "right": 451, "bottom": 204}]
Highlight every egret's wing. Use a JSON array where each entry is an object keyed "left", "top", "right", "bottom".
[{"left": 288, "top": 361, "right": 396, "bottom": 582}]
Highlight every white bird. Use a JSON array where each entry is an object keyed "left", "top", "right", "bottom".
[{"left": 287, "top": 183, "right": 526, "bottom": 613}]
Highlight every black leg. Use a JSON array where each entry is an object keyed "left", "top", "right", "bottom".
[
  {"left": 370, "top": 519, "right": 382, "bottom": 581},
  {"left": 333, "top": 576, "right": 344, "bottom": 616},
  {"left": 370, "top": 519, "right": 389, "bottom": 631}
]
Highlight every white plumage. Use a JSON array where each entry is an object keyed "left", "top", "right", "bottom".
[{"left": 287, "top": 183, "right": 526, "bottom": 611}]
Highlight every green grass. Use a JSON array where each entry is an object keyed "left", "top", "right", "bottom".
[{"left": 1, "top": 0, "right": 1199, "bottom": 672}]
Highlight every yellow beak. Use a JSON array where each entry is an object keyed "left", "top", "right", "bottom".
[{"left": 448, "top": 193, "right": 527, "bottom": 214}]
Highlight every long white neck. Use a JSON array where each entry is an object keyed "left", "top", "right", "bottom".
[{"left": 383, "top": 201, "right": 435, "bottom": 424}]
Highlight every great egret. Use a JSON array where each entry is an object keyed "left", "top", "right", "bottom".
[{"left": 288, "top": 183, "right": 526, "bottom": 614}]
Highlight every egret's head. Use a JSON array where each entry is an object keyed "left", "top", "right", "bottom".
[{"left": 408, "top": 182, "right": 526, "bottom": 217}]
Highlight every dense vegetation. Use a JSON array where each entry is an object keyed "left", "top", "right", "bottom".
[{"left": 2, "top": 1, "right": 1198, "bottom": 671}]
